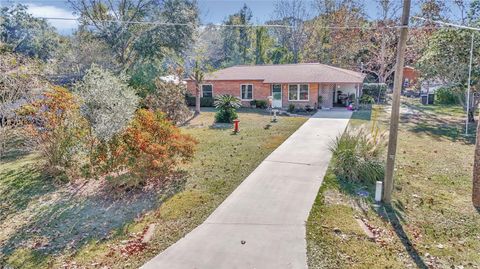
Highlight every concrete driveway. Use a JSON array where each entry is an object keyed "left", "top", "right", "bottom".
[{"left": 142, "top": 109, "right": 352, "bottom": 269}]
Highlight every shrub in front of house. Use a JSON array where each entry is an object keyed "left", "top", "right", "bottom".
[
  {"left": 362, "top": 83, "right": 387, "bottom": 103},
  {"left": 249, "top": 99, "right": 268, "bottom": 109},
  {"left": 255, "top": 100, "right": 268, "bottom": 109},
  {"left": 75, "top": 65, "right": 139, "bottom": 142},
  {"left": 359, "top": 95, "right": 375, "bottom": 110},
  {"left": 186, "top": 95, "right": 214, "bottom": 107},
  {"left": 329, "top": 127, "right": 387, "bottom": 183},
  {"left": 360, "top": 95, "right": 375, "bottom": 104},
  {"left": 23, "top": 84, "right": 196, "bottom": 188},
  {"left": 288, "top": 104, "right": 295, "bottom": 113},
  {"left": 214, "top": 94, "right": 241, "bottom": 123}
]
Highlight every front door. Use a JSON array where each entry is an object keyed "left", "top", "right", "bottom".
[{"left": 272, "top": 84, "right": 282, "bottom": 108}]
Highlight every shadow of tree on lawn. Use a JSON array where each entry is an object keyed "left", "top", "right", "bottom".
[
  {"left": 0, "top": 163, "right": 56, "bottom": 224},
  {"left": 401, "top": 101, "right": 476, "bottom": 145},
  {"left": 0, "top": 132, "right": 32, "bottom": 164},
  {"left": 0, "top": 171, "right": 187, "bottom": 258}
]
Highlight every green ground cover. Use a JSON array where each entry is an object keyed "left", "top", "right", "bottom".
[{"left": 0, "top": 108, "right": 306, "bottom": 268}]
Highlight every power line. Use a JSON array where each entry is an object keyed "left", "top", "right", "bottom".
[
  {"left": 413, "top": 16, "right": 480, "bottom": 31},
  {"left": 36, "top": 16, "right": 446, "bottom": 30},
  {"left": 37, "top": 17, "right": 296, "bottom": 28}
]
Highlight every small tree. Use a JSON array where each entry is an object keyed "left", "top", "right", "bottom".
[
  {"left": 121, "top": 109, "right": 197, "bottom": 186},
  {"left": 214, "top": 94, "right": 241, "bottom": 123},
  {"left": 75, "top": 65, "right": 139, "bottom": 141},
  {"left": 189, "top": 60, "right": 205, "bottom": 115},
  {"left": 0, "top": 52, "right": 43, "bottom": 159},
  {"left": 145, "top": 71, "right": 191, "bottom": 124},
  {"left": 22, "top": 86, "right": 88, "bottom": 177},
  {"left": 74, "top": 65, "right": 139, "bottom": 173}
]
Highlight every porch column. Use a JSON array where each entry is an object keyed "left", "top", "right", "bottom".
[{"left": 356, "top": 83, "right": 360, "bottom": 107}]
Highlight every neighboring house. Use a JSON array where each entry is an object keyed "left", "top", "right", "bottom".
[
  {"left": 159, "top": 75, "right": 186, "bottom": 85},
  {"left": 185, "top": 63, "right": 365, "bottom": 109},
  {"left": 420, "top": 80, "right": 445, "bottom": 94},
  {"left": 402, "top": 66, "right": 446, "bottom": 94},
  {"left": 403, "top": 66, "right": 419, "bottom": 89}
]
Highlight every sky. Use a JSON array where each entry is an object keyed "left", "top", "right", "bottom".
[{"left": 0, "top": 0, "right": 470, "bottom": 35}]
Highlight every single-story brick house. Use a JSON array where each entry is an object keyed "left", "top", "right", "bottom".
[{"left": 186, "top": 63, "right": 365, "bottom": 109}]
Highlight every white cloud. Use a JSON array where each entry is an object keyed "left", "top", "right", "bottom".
[{"left": 25, "top": 3, "right": 78, "bottom": 34}]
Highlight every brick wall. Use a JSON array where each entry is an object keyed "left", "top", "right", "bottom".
[
  {"left": 187, "top": 80, "right": 269, "bottom": 106},
  {"left": 186, "top": 80, "right": 346, "bottom": 109},
  {"left": 281, "top": 83, "right": 319, "bottom": 109},
  {"left": 319, "top": 83, "right": 334, "bottom": 109}
]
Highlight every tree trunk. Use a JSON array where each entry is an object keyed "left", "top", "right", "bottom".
[
  {"left": 473, "top": 118, "right": 480, "bottom": 208},
  {"left": 468, "top": 94, "right": 475, "bottom": 123},
  {"left": 469, "top": 109, "right": 475, "bottom": 123},
  {"left": 195, "top": 85, "right": 201, "bottom": 115},
  {"left": 426, "top": 81, "right": 430, "bottom": 104}
]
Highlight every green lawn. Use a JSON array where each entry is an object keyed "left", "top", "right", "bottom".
[
  {"left": 0, "top": 108, "right": 306, "bottom": 268},
  {"left": 307, "top": 98, "right": 480, "bottom": 268}
]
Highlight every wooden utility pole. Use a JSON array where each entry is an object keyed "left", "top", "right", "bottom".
[{"left": 383, "top": 0, "right": 411, "bottom": 203}]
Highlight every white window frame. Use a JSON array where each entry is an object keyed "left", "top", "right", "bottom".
[
  {"left": 200, "top": 84, "right": 213, "bottom": 98},
  {"left": 240, "top": 84, "right": 254, "bottom": 101},
  {"left": 288, "top": 84, "right": 309, "bottom": 101}
]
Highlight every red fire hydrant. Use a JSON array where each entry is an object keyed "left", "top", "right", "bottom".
[{"left": 233, "top": 119, "right": 240, "bottom": 133}]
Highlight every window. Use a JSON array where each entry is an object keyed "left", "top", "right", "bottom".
[
  {"left": 288, "top": 84, "right": 309, "bottom": 101},
  {"left": 288, "top": 85, "right": 298, "bottom": 100},
  {"left": 299, "top": 84, "right": 309, "bottom": 100},
  {"left": 201, "top": 84, "right": 213, "bottom": 97},
  {"left": 241, "top": 84, "right": 253, "bottom": 100}
]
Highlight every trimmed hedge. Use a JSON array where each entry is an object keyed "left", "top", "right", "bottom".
[
  {"left": 186, "top": 96, "right": 214, "bottom": 107},
  {"left": 362, "top": 83, "right": 387, "bottom": 103},
  {"left": 360, "top": 95, "right": 375, "bottom": 104},
  {"left": 254, "top": 99, "right": 268, "bottom": 109},
  {"left": 249, "top": 99, "right": 268, "bottom": 109}
]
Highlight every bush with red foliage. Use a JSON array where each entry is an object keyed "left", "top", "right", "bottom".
[
  {"left": 22, "top": 86, "right": 88, "bottom": 177},
  {"left": 119, "top": 109, "right": 197, "bottom": 186}
]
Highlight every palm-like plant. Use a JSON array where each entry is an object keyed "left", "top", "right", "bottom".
[
  {"left": 214, "top": 94, "right": 242, "bottom": 110},
  {"left": 214, "top": 94, "right": 242, "bottom": 123}
]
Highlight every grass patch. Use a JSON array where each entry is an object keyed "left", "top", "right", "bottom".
[
  {"left": 307, "top": 100, "right": 480, "bottom": 268},
  {"left": 0, "top": 108, "right": 306, "bottom": 268}
]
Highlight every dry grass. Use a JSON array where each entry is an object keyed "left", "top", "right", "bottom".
[
  {"left": 0, "top": 108, "right": 306, "bottom": 268},
  {"left": 307, "top": 99, "right": 480, "bottom": 269}
]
